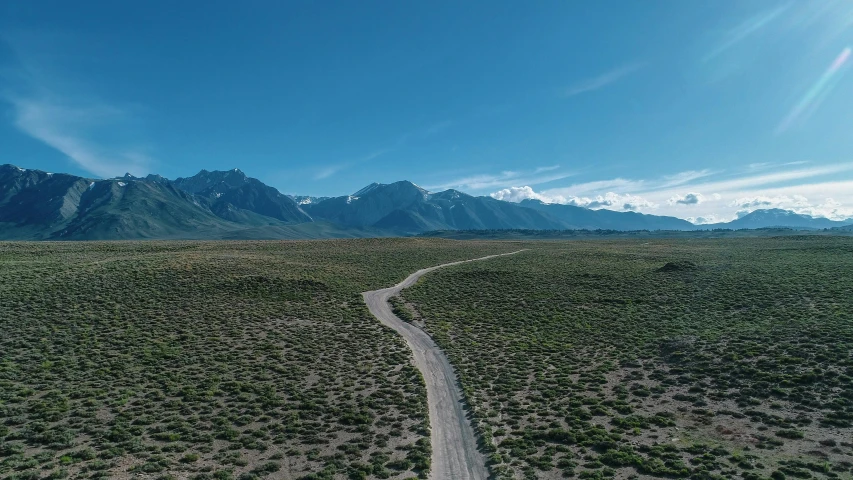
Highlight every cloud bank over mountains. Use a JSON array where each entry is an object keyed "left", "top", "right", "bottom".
[
  {"left": 487, "top": 163, "right": 853, "bottom": 224},
  {"left": 490, "top": 187, "right": 658, "bottom": 212}
]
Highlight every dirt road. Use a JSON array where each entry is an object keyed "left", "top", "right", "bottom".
[{"left": 362, "top": 250, "right": 525, "bottom": 480}]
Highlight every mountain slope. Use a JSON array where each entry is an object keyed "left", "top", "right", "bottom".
[
  {"left": 706, "top": 209, "right": 851, "bottom": 230},
  {"left": 305, "top": 181, "right": 431, "bottom": 227},
  {"left": 172, "top": 168, "right": 249, "bottom": 194},
  {"left": 174, "top": 169, "right": 312, "bottom": 224},
  {"left": 4, "top": 164, "right": 852, "bottom": 239},
  {"left": 290, "top": 195, "right": 331, "bottom": 206},
  {"left": 0, "top": 165, "right": 90, "bottom": 231},
  {"left": 0, "top": 165, "right": 305, "bottom": 240},
  {"left": 518, "top": 199, "right": 697, "bottom": 230},
  {"left": 303, "top": 182, "right": 566, "bottom": 233},
  {"left": 52, "top": 180, "right": 241, "bottom": 240}
]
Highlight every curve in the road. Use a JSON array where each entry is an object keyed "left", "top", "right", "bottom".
[{"left": 363, "top": 250, "right": 526, "bottom": 480}]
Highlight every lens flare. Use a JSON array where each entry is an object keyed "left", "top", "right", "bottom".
[{"left": 777, "top": 47, "right": 852, "bottom": 133}]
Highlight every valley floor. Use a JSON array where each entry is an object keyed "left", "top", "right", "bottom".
[
  {"left": 1, "top": 237, "right": 850, "bottom": 480},
  {"left": 0, "top": 239, "right": 514, "bottom": 480},
  {"left": 363, "top": 251, "right": 525, "bottom": 480},
  {"left": 400, "top": 237, "right": 853, "bottom": 479}
]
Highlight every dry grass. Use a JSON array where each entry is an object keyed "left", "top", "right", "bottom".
[
  {"left": 0, "top": 238, "right": 516, "bottom": 480},
  {"left": 403, "top": 237, "right": 853, "bottom": 479}
]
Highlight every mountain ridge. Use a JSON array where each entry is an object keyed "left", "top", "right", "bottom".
[
  {"left": 704, "top": 208, "right": 849, "bottom": 230},
  {"left": 1, "top": 164, "right": 851, "bottom": 240}
]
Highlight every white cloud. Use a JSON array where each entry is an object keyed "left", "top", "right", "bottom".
[
  {"left": 489, "top": 163, "right": 853, "bottom": 223},
  {"left": 668, "top": 192, "right": 704, "bottom": 205},
  {"left": 798, "top": 198, "right": 853, "bottom": 220},
  {"left": 729, "top": 194, "right": 853, "bottom": 220},
  {"left": 9, "top": 96, "right": 153, "bottom": 178},
  {"left": 586, "top": 192, "right": 658, "bottom": 211},
  {"left": 489, "top": 186, "right": 556, "bottom": 203},
  {"left": 730, "top": 195, "right": 809, "bottom": 209},
  {"left": 490, "top": 186, "right": 657, "bottom": 212},
  {"left": 687, "top": 215, "right": 728, "bottom": 225}
]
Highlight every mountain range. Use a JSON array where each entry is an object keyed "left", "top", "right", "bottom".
[{"left": 1, "top": 164, "right": 851, "bottom": 240}]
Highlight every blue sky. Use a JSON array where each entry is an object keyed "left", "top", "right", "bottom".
[{"left": 2, "top": 0, "right": 853, "bottom": 222}]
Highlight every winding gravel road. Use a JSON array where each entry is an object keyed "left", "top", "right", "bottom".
[{"left": 363, "top": 250, "right": 526, "bottom": 480}]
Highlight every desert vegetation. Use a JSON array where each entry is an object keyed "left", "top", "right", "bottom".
[
  {"left": 0, "top": 238, "right": 515, "bottom": 480},
  {"left": 402, "top": 237, "right": 853, "bottom": 479}
]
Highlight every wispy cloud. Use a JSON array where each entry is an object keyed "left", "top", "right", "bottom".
[
  {"left": 314, "top": 166, "right": 344, "bottom": 180},
  {"left": 314, "top": 148, "right": 390, "bottom": 180},
  {"left": 425, "top": 166, "right": 573, "bottom": 191},
  {"left": 657, "top": 169, "right": 715, "bottom": 188},
  {"left": 562, "top": 63, "right": 644, "bottom": 97},
  {"left": 541, "top": 177, "right": 644, "bottom": 198},
  {"left": 533, "top": 165, "right": 560, "bottom": 174},
  {"left": 703, "top": 3, "right": 791, "bottom": 62},
  {"left": 787, "top": 1, "right": 853, "bottom": 49},
  {"left": 651, "top": 163, "right": 853, "bottom": 196},
  {"left": 1, "top": 33, "right": 154, "bottom": 178},
  {"left": 313, "top": 120, "right": 453, "bottom": 180},
  {"left": 414, "top": 120, "right": 454, "bottom": 139},
  {"left": 7, "top": 95, "right": 153, "bottom": 177}
]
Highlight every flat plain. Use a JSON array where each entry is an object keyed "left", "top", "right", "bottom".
[
  {"left": 0, "top": 239, "right": 515, "bottom": 480},
  {"left": 401, "top": 237, "right": 853, "bottom": 479},
  {"left": 2, "top": 236, "right": 851, "bottom": 480}
]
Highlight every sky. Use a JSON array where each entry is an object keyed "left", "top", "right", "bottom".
[{"left": 2, "top": 1, "right": 853, "bottom": 223}]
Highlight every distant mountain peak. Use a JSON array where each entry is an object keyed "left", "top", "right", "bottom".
[
  {"left": 350, "top": 180, "right": 428, "bottom": 199},
  {"left": 169, "top": 167, "right": 311, "bottom": 225},
  {"left": 430, "top": 189, "right": 470, "bottom": 201},
  {"left": 382, "top": 180, "right": 429, "bottom": 198},
  {"left": 712, "top": 208, "right": 846, "bottom": 230},
  {"left": 145, "top": 174, "right": 167, "bottom": 182},
  {"left": 290, "top": 195, "right": 331, "bottom": 206},
  {"left": 353, "top": 182, "right": 384, "bottom": 196},
  {"left": 397, "top": 180, "right": 428, "bottom": 192},
  {"left": 4, "top": 163, "right": 850, "bottom": 240},
  {"left": 173, "top": 168, "right": 250, "bottom": 194},
  {"left": 739, "top": 208, "right": 806, "bottom": 219}
]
